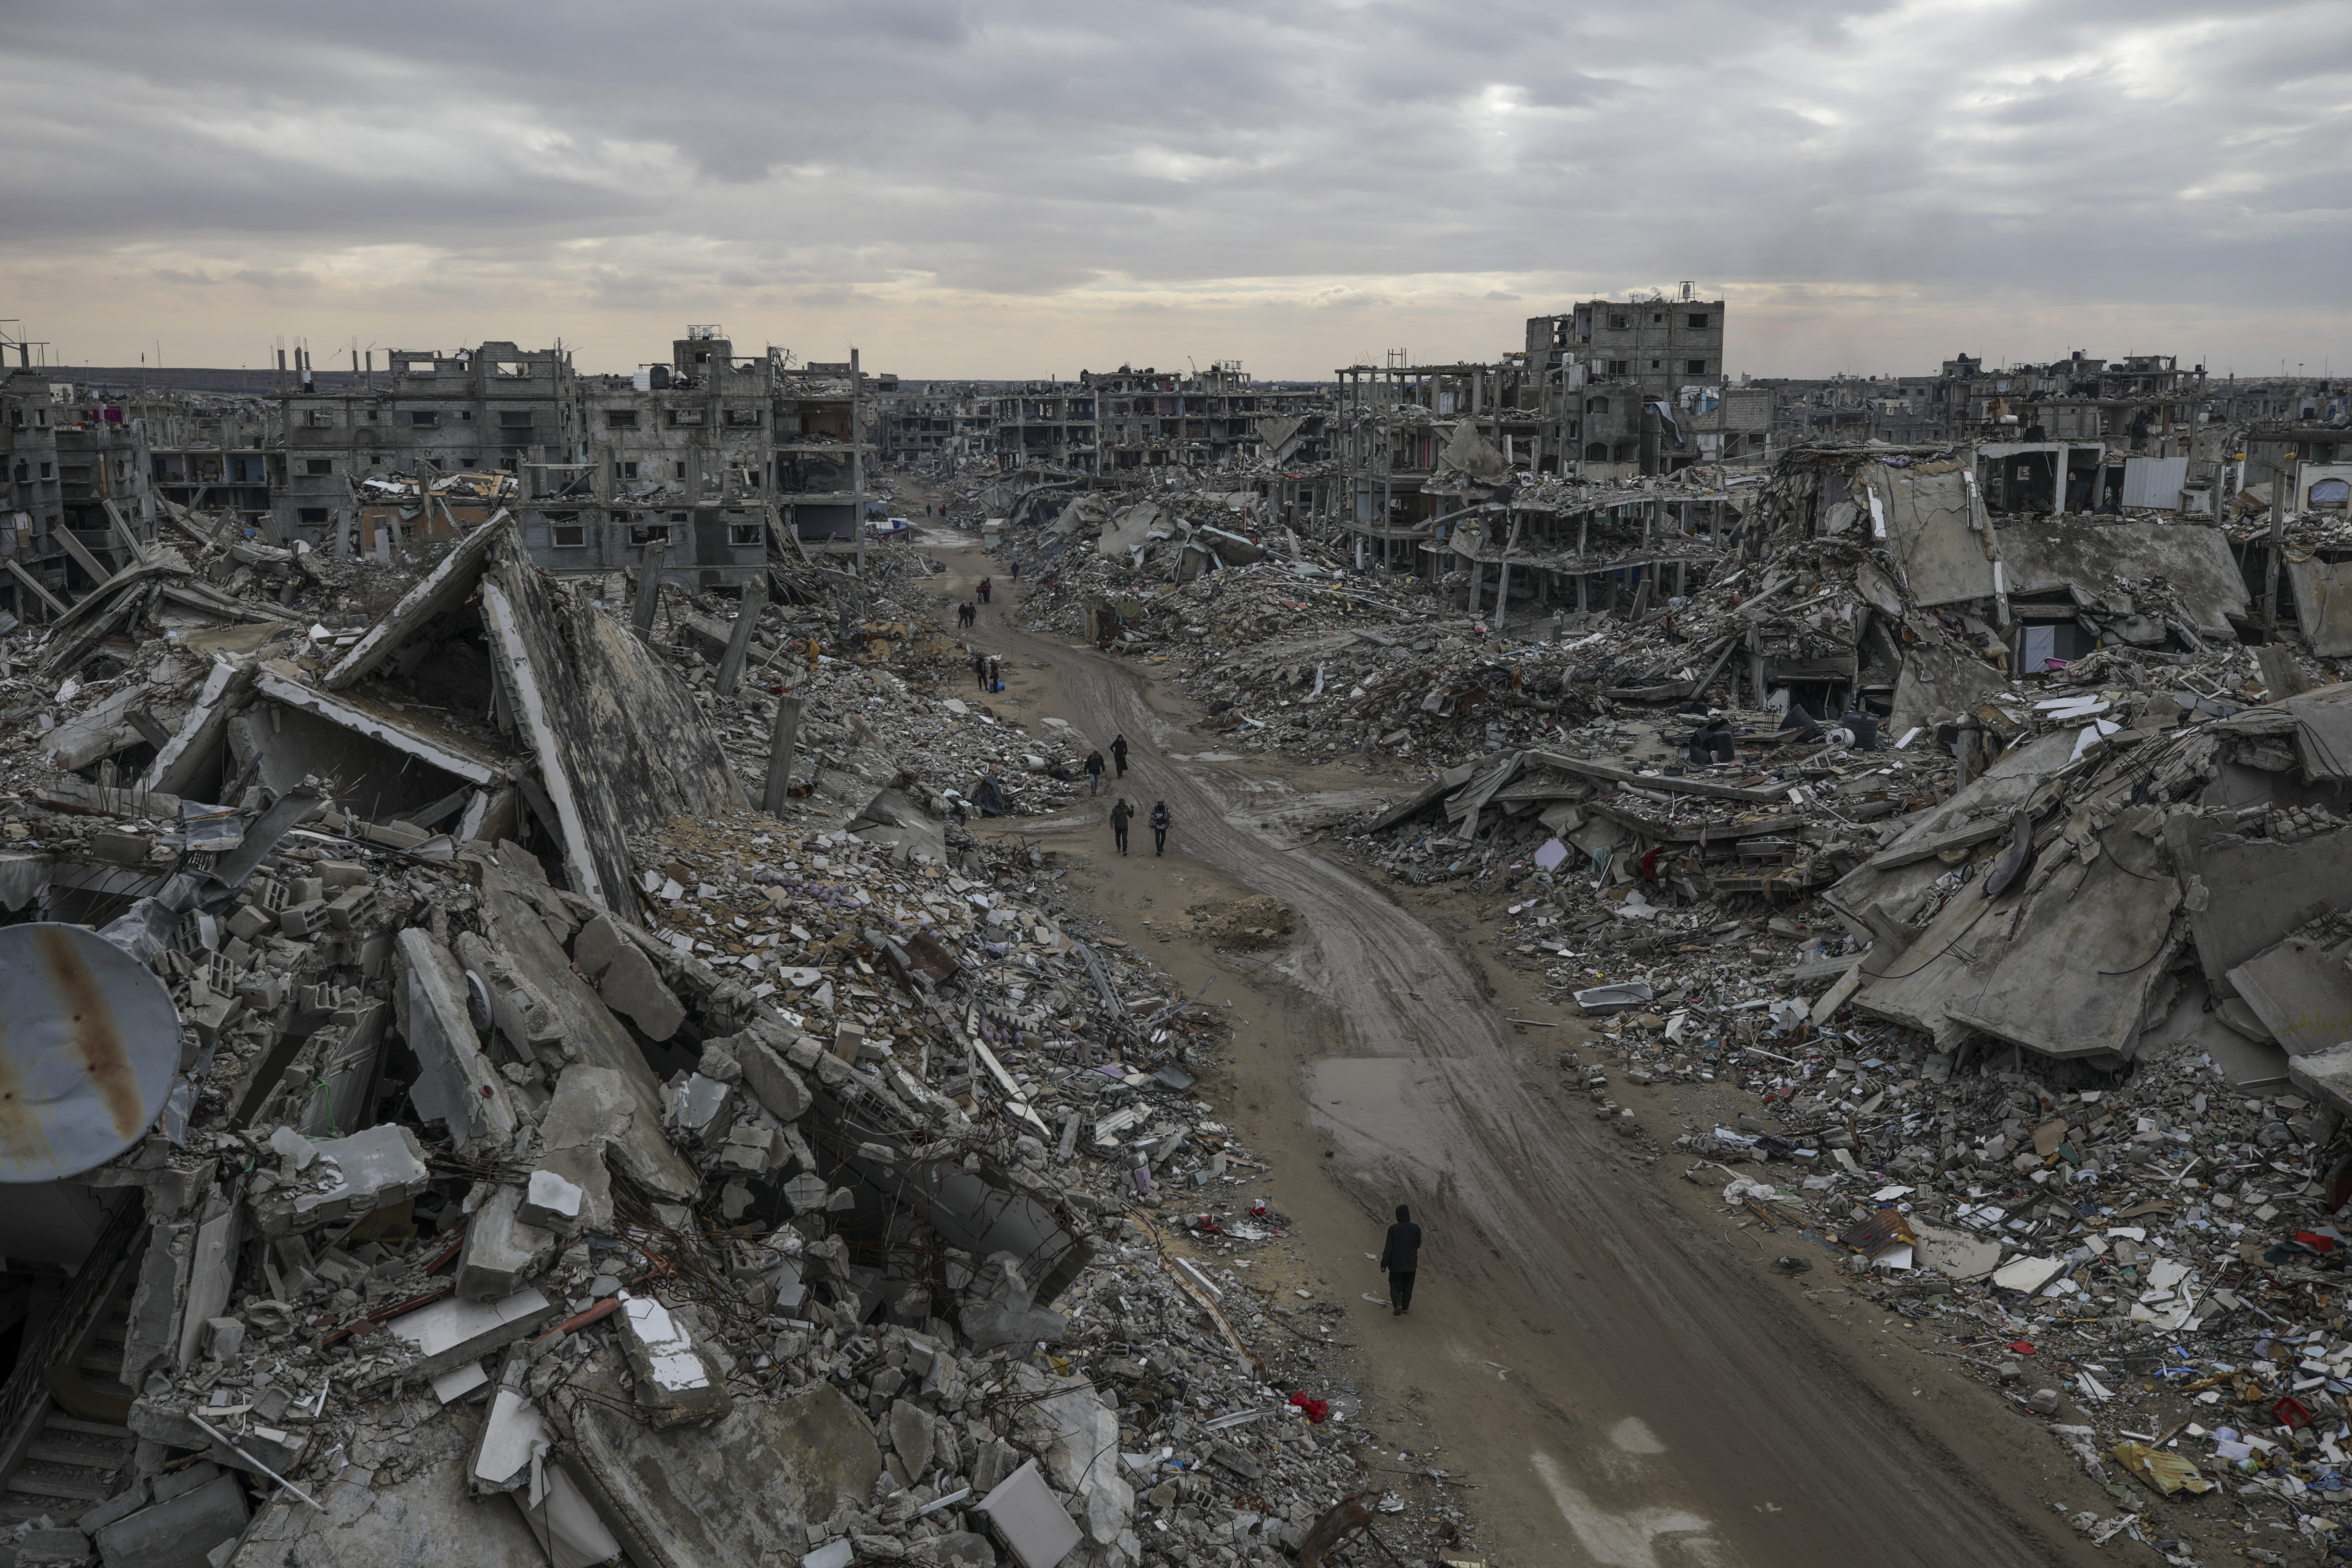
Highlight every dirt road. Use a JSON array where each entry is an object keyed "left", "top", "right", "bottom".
[{"left": 926, "top": 552, "right": 2101, "bottom": 1567}]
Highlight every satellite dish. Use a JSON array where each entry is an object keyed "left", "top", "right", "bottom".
[{"left": 0, "top": 924, "right": 181, "bottom": 1182}]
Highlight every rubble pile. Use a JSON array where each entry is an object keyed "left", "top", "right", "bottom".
[
  {"left": 647, "top": 549, "right": 1097, "bottom": 820},
  {"left": 0, "top": 519, "right": 1434, "bottom": 1568},
  {"left": 1291, "top": 445, "right": 2352, "bottom": 1546}
]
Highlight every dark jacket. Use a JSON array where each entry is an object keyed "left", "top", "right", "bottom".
[
  {"left": 1111, "top": 736, "right": 1129, "bottom": 759},
  {"left": 1085, "top": 751, "right": 1105, "bottom": 776},
  {"left": 1380, "top": 1205, "right": 1421, "bottom": 1273},
  {"left": 1109, "top": 800, "right": 1134, "bottom": 827}
]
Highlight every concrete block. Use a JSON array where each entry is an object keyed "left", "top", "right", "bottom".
[
  {"left": 224, "top": 904, "right": 272, "bottom": 943},
  {"left": 317, "top": 859, "right": 370, "bottom": 887},
  {"left": 887, "top": 1399, "right": 934, "bottom": 1474},
  {"left": 518, "top": 1167, "right": 584, "bottom": 1232},
  {"left": 617, "top": 1293, "right": 732, "bottom": 1430},
  {"left": 572, "top": 913, "right": 625, "bottom": 980},
  {"left": 247, "top": 1123, "right": 430, "bottom": 1238},
  {"left": 91, "top": 828, "right": 153, "bottom": 866},
  {"left": 455, "top": 1186, "right": 555, "bottom": 1302},
  {"left": 371, "top": 1287, "right": 561, "bottom": 1386},
  {"left": 19, "top": 1526, "right": 91, "bottom": 1563},
  {"left": 94, "top": 1471, "right": 248, "bottom": 1568},
  {"left": 976, "top": 1459, "right": 1081, "bottom": 1568},
  {"left": 278, "top": 898, "right": 330, "bottom": 938},
  {"left": 735, "top": 1032, "right": 812, "bottom": 1122},
  {"left": 719, "top": 1123, "right": 779, "bottom": 1174},
  {"left": 598, "top": 942, "right": 684, "bottom": 1040},
  {"left": 77, "top": 1477, "right": 150, "bottom": 1535},
  {"left": 200, "top": 1317, "right": 244, "bottom": 1360},
  {"left": 533, "top": 1143, "right": 612, "bottom": 1233},
  {"left": 154, "top": 1461, "right": 223, "bottom": 1503}
]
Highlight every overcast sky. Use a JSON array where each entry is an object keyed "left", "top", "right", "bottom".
[{"left": 3, "top": 0, "right": 2346, "bottom": 381}]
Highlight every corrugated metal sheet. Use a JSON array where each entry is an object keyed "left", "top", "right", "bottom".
[{"left": 2121, "top": 456, "right": 2188, "bottom": 510}]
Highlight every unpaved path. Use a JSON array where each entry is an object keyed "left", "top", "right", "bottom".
[{"left": 918, "top": 546, "right": 2104, "bottom": 1567}]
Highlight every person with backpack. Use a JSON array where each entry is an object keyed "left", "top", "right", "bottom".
[{"left": 1148, "top": 800, "right": 1171, "bottom": 856}]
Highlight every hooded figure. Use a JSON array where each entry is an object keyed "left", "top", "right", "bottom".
[{"left": 1379, "top": 1204, "right": 1422, "bottom": 1316}]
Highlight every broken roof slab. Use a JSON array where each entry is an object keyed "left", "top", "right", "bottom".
[
  {"left": 2000, "top": 519, "right": 2248, "bottom": 638},
  {"left": 324, "top": 513, "right": 512, "bottom": 691}
]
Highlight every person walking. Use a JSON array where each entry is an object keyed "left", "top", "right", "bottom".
[
  {"left": 971, "top": 650, "right": 988, "bottom": 692},
  {"left": 978, "top": 577, "right": 992, "bottom": 604},
  {"left": 986, "top": 654, "right": 1002, "bottom": 692},
  {"left": 1108, "top": 797, "right": 1133, "bottom": 856},
  {"left": 1084, "top": 749, "right": 1106, "bottom": 796},
  {"left": 1379, "top": 1204, "right": 1421, "bottom": 1316},
  {"left": 1148, "top": 799, "right": 1171, "bottom": 856},
  {"left": 1111, "top": 733, "right": 1129, "bottom": 778}
]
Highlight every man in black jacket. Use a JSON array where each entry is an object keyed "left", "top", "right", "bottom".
[{"left": 1379, "top": 1204, "right": 1421, "bottom": 1316}]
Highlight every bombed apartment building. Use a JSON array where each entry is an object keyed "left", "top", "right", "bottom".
[
  {"left": 273, "top": 343, "right": 578, "bottom": 561},
  {"left": 0, "top": 450, "right": 1421, "bottom": 1568},
  {"left": 2, "top": 365, "right": 162, "bottom": 629}
]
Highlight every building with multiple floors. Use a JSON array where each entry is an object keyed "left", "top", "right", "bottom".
[{"left": 2, "top": 363, "right": 159, "bottom": 626}]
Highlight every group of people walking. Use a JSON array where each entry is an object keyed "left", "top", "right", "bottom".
[
  {"left": 1107, "top": 796, "right": 1172, "bottom": 856},
  {"left": 1072, "top": 733, "right": 1170, "bottom": 855},
  {"left": 941, "top": 566, "right": 1429, "bottom": 1324}
]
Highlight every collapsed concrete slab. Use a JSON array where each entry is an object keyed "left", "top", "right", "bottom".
[
  {"left": 2290, "top": 1041, "right": 2352, "bottom": 1122},
  {"left": 1856, "top": 456, "right": 1996, "bottom": 608},
  {"left": 94, "top": 1468, "right": 247, "bottom": 1568},
  {"left": 551, "top": 1361, "right": 881, "bottom": 1568},
  {"left": 1858, "top": 814, "right": 2182, "bottom": 1060},
  {"left": 472, "top": 850, "right": 699, "bottom": 1200},
  {"left": 324, "top": 514, "right": 514, "bottom": 691},
  {"left": 478, "top": 545, "right": 744, "bottom": 910},
  {"left": 222, "top": 1399, "right": 549, "bottom": 1568},
  {"left": 2168, "top": 816, "right": 2352, "bottom": 997},
  {"left": 455, "top": 1185, "right": 556, "bottom": 1301},
  {"left": 247, "top": 1123, "right": 430, "bottom": 1238},
  {"left": 2227, "top": 934, "right": 2352, "bottom": 1057},
  {"left": 378, "top": 1287, "right": 565, "bottom": 1386},
  {"left": 392, "top": 927, "right": 518, "bottom": 1156},
  {"left": 2001, "top": 518, "right": 2248, "bottom": 640}
]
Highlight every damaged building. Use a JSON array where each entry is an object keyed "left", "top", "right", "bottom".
[{"left": 0, "top": 480, "right": 1420, "bottom": 1568}]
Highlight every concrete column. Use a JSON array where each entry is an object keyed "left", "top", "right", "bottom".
[
  {"left": 631, "top": 534, "right": 666, "bottom": 635},
  {"left": 762, "top": 695, "right": 803, "bottom": 817},
  {"left": 713, "top": 577, "right": 768, "bottom": 696}
]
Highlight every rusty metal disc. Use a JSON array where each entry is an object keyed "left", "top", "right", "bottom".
[{"left": 0, "top": 924, "right": 180, "bottom": 1181}]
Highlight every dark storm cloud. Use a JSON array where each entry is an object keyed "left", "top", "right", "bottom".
[{"left": 0, "top": 0, "right": 2345, "bottom": 373}]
